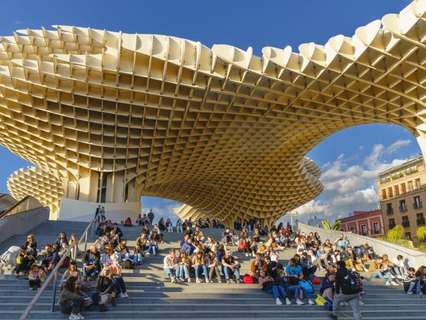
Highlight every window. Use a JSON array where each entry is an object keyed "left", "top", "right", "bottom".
[
  {"left": 408, "top": 181, "right": 414, "bottom": 192},
  {"left": 416, "top": 213, "right": 425, "bottom": 226},
  {"left": 415, "top": 178, "right": 421, "bottom": 189},
  {"left": 373, "top": 222, "right": 381, "bottom": 234},
  {"left": 401, "top": 183, "right": 407, "bottom": 193},
  {"left": 402, "top": 216, "right": 410, "bottom": 228},
  {"left": 386, "top": 203, "right": 394, "bottom": 215},
  {"left": 399, "top": 199, "right": 407, "bottom": 212},
  {"left": 414, "top": 196, "right": 422, "bottom": 209},
  {"left": 388, "top": 218, "right": 396, "bottom": 229},
  {"left": 394, "top": 185, "right": 400, "bottom": 196},
  {"left": 381, "top": 189, "right": 387, "bottom": 200},
  {"left": 388, "top": 187, "right": 393, "bottom": 198},
  {"left": 360, "top": 224, "right": 368, "bottom": 235},
  {"left": 405, "top": 232, "right": 412, "bottom": 240}
]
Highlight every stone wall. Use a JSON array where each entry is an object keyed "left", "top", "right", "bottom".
[{"left": 0, "top": 207, "right": 49, "bottom": 244}]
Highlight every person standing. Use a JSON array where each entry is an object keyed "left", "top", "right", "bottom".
[
  {"left": 329, "top": 260, "right": 362, "bottom": 320},
  {"left": 148, "top": 209, "right": 154, "bottom": 226}
]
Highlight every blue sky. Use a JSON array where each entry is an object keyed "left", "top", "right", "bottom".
[{"left": 0, "top": 0, "right": 419, "bottom": 221}]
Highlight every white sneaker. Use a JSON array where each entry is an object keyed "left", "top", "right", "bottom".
[
  {"left": 385, "top": 282, "right": 391, "bottom": 286},
  {"left": 171, "top": 277, "right": 176, "bottom": 283},
  {"left": 187, "top": 278, "right": 191, "bottom": 283},
  {"left": 285, "top": 298, "right": 292, "bottom": 305},
  {"left": 120, "top": 292, "right": 128, "bottom": 298},
  {"left": 359, "top": 300, "right": 365, "bottom": 306},
  {"left": 296, "top": 299, "right": 304, "bottom": 305},
  {"left": 275, "top": 297, "right": 282, "bottom": 305},
  {"left": 196, "top": 278, "right": 202, "bottom": 283},
  {"left": 77, "top": 314, "right": 85, "bottom": 320},
  {"left": 68, "top": 314, "right": 79, "bottom": 320},
  {"left": 308, "top": 299, "right": 315, "bottom": 305},
  {"left": 407, "top": 291, "right": 413, "bottom": 295}
]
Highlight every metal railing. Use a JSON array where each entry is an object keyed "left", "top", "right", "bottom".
[{"left": 19, "top": 217, "right": 97, "bottom": 320}]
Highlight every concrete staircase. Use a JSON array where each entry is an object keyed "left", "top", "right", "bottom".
[{"left": 0, "top": 223, "right": 425, "bottom": 319}]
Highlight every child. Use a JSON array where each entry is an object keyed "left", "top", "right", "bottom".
[{"left": 28, "top": 264, "right": 46, "bottom": 290}]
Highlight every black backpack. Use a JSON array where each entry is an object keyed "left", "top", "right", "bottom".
[{"left": 341, "top": 270, "right": 362, "bottom": 294}]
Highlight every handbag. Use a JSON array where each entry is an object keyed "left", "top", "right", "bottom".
[
  {"left": 312, "top": 276, "right": 321, "bottom": 285},
  {"left": 100, "top": 293, "right": 111, "bottom": 305},
  {"left": 242, "top": 274, "right": 255, "bottom": 284},
  {"left": 315, "top": 294, "right": 326, "bottom": 306}
]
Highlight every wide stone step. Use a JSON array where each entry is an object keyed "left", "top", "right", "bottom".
[
  {"left": 0, "top": 296, "right": 424, "bottom": 304},
  {"left": 13, "top": 316, "right": 426, "bottom": 320},
  {"left": 6, "top": 309, "right": 426, "bottom": 319},
  {"left": 2, "top": 302, "right": 426, "bottom": 312}
]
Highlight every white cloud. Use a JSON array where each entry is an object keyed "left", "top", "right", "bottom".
[
  {"left": 387, "top": 139, "right": 411, "bottom": 155},
  {"left": 284, "top": 139, "right": 416, "bottom": 223}
]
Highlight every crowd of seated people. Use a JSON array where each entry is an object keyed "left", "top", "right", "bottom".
[
  {"left": 15, "top": 232, "right": 77, "bottom": 279},
  {"left": 245, "top": 225, "right": 373, "bottom": 307},
  {"left": 163, "top": 225, "right": 242, "bottom": 284},
  {"left": 7, "top": 211, "right": 426, "bottom": 319},
  {"left": 59, "top": 218, "right": 167, "bottom": 319},
  {"left": 251, "top": 225, "right": 319, "bottom": 305},
  {"left": 5, "top": 217, "right": 167, "bottom": 320},
  {"left": 161, "top": 220, "right": 292, "bottom": 286}
]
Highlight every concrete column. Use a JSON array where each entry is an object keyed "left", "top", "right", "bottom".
[{"left": 77, "top": 171, "right": 99, "bottom": 202}]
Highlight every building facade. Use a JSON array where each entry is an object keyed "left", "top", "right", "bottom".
[
  {"left": 378, "top": 155, "right": 426, "bottom": 240},
  {"left": 340, "top": 210, "right": 385, "bottom": 238}
]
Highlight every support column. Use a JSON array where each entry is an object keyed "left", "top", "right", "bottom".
[{"left": 57, "top": 171, "right": 141, "bottom": 222}]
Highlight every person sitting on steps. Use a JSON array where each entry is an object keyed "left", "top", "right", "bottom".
[
  {"left": 163, "top": 249, "right": 178, "bottom": 283},
  {"left": 222, "top": 250, "right": 241, "bottom": 283}
]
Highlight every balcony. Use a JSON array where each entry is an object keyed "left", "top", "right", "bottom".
[
  {"left": 417, "top": 219, "right": 425, "bottom": 226},
  {"left": 399, "top": 206, "right": 407, "bottom": 213},
  {"left": 402, "top": 221, "right": 410, "bottom": 228},
  {"left": 380, "top": 184, "right": 426, "bottom": 201}
]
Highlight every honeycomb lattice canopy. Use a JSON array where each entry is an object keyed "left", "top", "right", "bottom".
[
  {"left": 7, "top": 167, "right": 64, "bottom": 216},
  {"left": 2, "top": 0, "right": 426, "bottom": 224}
]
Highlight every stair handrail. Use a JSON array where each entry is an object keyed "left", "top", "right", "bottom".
[{"left": 19, "top": 215, "right": 97, "bottom": 320}]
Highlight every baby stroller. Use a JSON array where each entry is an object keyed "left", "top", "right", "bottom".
[{"left": 0, "top": 246, "right": 21, "bottom": 274}]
